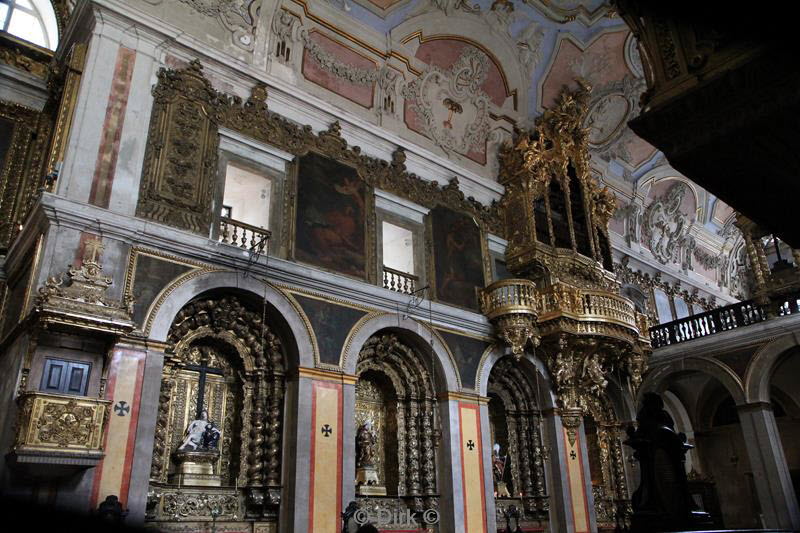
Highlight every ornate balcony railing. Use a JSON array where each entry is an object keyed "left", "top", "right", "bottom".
[
  {"left": 480, "top": 279, "right": 539, "bottom": 320},
  {"left": 382, "top": 266, "right": 418, "bottom": 295},
  {"left": 218, "top": 217, "right": 270, "bottom": 254},
  {"left": 481, "top": 280, "right": 641, "bottom": 333},
  {"left": 536, "top": 282, "right": 639, "bottom": 332},
  {"left": 10, "top": 392, "right": 111, "bottom": 467}
]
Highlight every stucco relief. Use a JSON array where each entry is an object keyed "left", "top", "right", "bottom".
[
  {"left": 144, "top": 0, "right": 259, "bottom": 50},
  {"left": 583, "top": 76, "right": 647, "bottom": 163},
  {"left": 642, "top": 182, "right": 695, "bottom": 268},
  {"left": 402, "top": 47, "right": 491, "bottom": 159}
]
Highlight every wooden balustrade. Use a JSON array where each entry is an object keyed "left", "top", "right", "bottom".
[
  {"left": 480, "top": 279, "right": 539, "bottom": 320},
  {"left": 382, "top": 266, "right": 418, "bottom": 295},
  {"left": 218, "top": 217, "right": 271, "bottom": 254}
]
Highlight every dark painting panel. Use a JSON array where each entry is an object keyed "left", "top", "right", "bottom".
[
  {"left": 439, "top": 330, "right": 490, "bottom": 390},
  {"left": 132, "top": 254, "right": 193, "bottom": 326},
  {"left": 295, "top": 152, "right": 368, "bottom": 280},
  {"left": 294, "top": 294, "right": 366, "bottom": 366},
  {"left": 431, "top": 206, "right": 484, "bottom": 310}
]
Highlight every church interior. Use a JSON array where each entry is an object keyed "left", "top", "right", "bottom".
[{"left": 0, "top": 1, "right": 798, "bottom": 532}]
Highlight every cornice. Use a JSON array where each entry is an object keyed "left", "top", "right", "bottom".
[{"left": 34, "top": 193, "right": 495, "bottom": 339}]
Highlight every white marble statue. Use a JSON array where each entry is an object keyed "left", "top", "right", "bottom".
[{"left": 178, "top": 410, "right": 209, "bottom": 451}]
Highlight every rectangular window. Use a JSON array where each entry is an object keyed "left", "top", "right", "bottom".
[
  {"left": 40, "top": 358, "right": 91, "bottom": 396},
  {"left": 380, "top": 220, "right": 419, "bottom": 294},
  {"left": 382, "top": 221, "right": 414, "bottom": 275},
  {"left": 222, "top": 162, "right": 272, "bottom": 230}
]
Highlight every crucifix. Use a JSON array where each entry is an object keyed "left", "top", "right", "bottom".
[{"left": 185, "top": 347, "right": 225, "bottom": 419}]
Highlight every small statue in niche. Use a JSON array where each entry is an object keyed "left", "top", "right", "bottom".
[
  {"left": 178, "top": 410, "right": 220, "bottom": 451},
  {"left": 492, "top": 443, "right": 511, "bottom": 497},
  {"left": 356, "top": 421, "right": 377, "bottom": 470}
]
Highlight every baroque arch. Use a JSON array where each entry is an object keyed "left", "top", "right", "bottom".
[
  {"left": 486, "top": 355, "right": 550, "bottom": 520},
  {"left": 341, "top": 312, "right": 460, "bottom": 392},
  {"left": 145, "top": 270, "right": 315, "bottom": 369}
]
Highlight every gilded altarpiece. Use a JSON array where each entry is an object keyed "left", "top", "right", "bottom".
[
  {"left": 354, "top": 333, "right": 439, "bottom": 521},
  {"left": 147, "top": 296, "right": 285, "bottom": 527},
  {"left": 487, "top": 356, "right": 549, "bottom": 526}
]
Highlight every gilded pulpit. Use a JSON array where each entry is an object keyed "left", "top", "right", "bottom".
[{"left": 146, "top": 295, "right": 286, "bottom": 530}]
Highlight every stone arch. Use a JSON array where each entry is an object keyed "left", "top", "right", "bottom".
[
  {"left": 145, "top": 270, "right": 316, "bottom": 369},
  {"left": 662, "top": 390, "right": 699, "bottom": 473},
  {"left": 475, "top": 344, "right": 557, "bottom": 409},
  {"left": 745, "top": 332, "right": 800, "bottom": 403},
  {"left": 340, "top": 312, "right": 460, "bottom": 392},
  {"left": 640, "top": 356, "right": 746, "bottom": 405}
]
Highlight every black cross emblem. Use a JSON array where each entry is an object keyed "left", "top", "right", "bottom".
[
  {"left": 570, "top": 450, "right": 577, "bottom": 460},
  {"left": 466, "top": 439, "right": 475, "bottom": 451},
  {"left": 321, "top": 424, "right": 332, "bottom": 437},
  {"left": 114, "top": 401, "right": 130, "bottom": 416}
]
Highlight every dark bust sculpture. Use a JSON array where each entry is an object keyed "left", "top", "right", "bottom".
[{"left": 625, "top": 392, "right": 713, "bottom": 532}]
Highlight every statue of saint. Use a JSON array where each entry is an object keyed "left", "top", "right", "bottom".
[
  {"left": 356, "top": 421, "right": 377, "bottom": 469},
  {"left": 493, "top": 443, "right": 511, "bottom": 497},
  {"left": 178, "top": 410, "right": 210, "bottom": 451},
  {"left": 582, "top": 353, "right": 608, "bottom": 395}
]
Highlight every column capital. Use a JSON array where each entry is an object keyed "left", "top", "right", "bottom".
[{"left": 736, "top": 400, "right": 774, "bottom": 413}]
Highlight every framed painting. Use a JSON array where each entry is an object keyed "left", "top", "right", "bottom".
[
  {"left": 293, "top": 151, "right": 372, "bottom": 280},
  {"left": 429, "top": 205, "right": 486, "bottom": 310}
]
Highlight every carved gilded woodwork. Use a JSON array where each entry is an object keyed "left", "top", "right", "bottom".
[
  {"left": 149, "top": 295, "right": 285, "bottom": 521},
  {"left": 34, "top": 237, "right": 135, "bottom": 334},
  {"left": 0, "top": 101, "right": 51, "bottom": 250},
  {"left": 138, "top": 61, "right": 504, "bottom": 240},
  {"left": 45, "top": 43, "right": 87, "bottom": 191},
  {"left": 356, "top": 333, "right": 439, "bottom": 513},
  {"left": 11, "top": 391, "right": 111, "bottom": 465},
  {"left": 487, "top": 356, "right": 549, "bottom": 518},
  {"left": 136, "top": 61, "right": 220, "bottom": 234}
]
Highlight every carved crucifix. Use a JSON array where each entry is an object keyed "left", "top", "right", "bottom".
[{"left": 185, "top": 347, "right": 225, "bottom": 419}]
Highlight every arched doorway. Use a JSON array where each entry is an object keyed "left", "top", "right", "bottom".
[{"left": 146, "top": 291, "right": 291, "bottom": 529}]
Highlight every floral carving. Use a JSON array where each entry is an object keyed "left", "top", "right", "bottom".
[
  {"left": 301, "top": 30, "right": 379, "bottom": 86},
  {"left": 145, "top": 0, "right": 259, "bottom": 50},
  {"left": 36, "top": 399, "right": 97, "bottom": 447}
]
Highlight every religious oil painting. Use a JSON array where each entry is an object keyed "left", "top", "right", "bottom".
[
  {"left": 431, "top": 205, "right": 484, "bottom": 310},
  {"left": 294, "top": 152, "right": 368, "bottom": 279}
]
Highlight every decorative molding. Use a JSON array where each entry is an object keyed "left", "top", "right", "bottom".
[
  {"left": 143, "top": 0, "right": 259, "bottom": 50},
  {"left": 402, "top": 46, "right": 491, "bottom": 157},
  {"left": 136, "top": 61, "right": 504, "bottom": 237},
  {"left": 641, "top": 181, "right": 694, "bottom": 270},
  {"left": 300, "top": 29, "right": 379, "bottom": 86}
]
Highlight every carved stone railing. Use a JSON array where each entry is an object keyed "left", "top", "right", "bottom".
[
  {"left": 649, "top": 299, "right": 768, "bottom": 348},
  {"left": 218, "top": 217, "right": 270, "bottom": 254},
  {"left": 382, "top": 265, "right": 418, "bottom": 295},
  {"left": 10, "top": 392, "right": 111, "bottom": 467}
]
